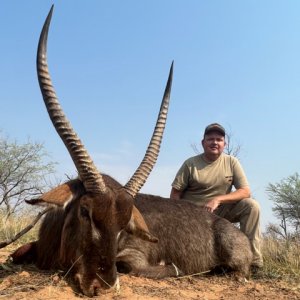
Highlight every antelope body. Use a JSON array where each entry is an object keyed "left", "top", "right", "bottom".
[
  {"left": 118, "top": 193, "right": 253, "bottom": 279},
  {"left": 13, "top": 175, "right": 253, "bottom": 286}
]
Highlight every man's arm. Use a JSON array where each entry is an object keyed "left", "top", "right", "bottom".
[
  {"left": 214, "top": 186, "right": 250, "bottom": 203},
  {"left": 170, "top": 187, "right": 183, "bottom": 200},
  {"left": 204, "top": 186, "right": 251, "bottom": 212},
  {"left": 203, "top": 156, "right": 252, "bottom": 212}
]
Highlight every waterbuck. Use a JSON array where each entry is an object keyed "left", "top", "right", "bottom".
[
  {"left": 12, "top": 5, "right": 253, "bottom": 298},
  {"left": 11, "top": 5, "right": 173, "bottom": 297}
]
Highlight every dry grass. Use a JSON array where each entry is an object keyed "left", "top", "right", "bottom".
[
  {"left": 262, "top": 237, "right": 300, "bottom": 281},
  {"left": 0, "top": 264, "right": 66, "bottom": 298},
  {"left": 0, "top": 208, "right": 40, "bottom": 248}
]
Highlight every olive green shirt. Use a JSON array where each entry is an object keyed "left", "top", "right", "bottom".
[{"left": 172, "top": 153, "right": 249, "bottom": 205}]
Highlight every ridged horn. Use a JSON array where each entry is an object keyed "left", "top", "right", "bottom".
[
  {"left": 37, "top": 5, "right": 107, "bottom": 194},
  {"left": 124, "top": 62, "right": 173, "bottom": 197}
]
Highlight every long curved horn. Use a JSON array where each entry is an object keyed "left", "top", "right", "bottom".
[
  {"left": 124, "top": 62, "right": 173, "bottom": 197},
  {"left": 37, "top": 5, "right": 107, "bottom": 194}
]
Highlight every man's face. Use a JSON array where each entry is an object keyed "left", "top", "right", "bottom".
[{"left": 201, "top": 132, "right": 226, "bottom": 158}]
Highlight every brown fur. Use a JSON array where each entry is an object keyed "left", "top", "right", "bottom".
[
  {"left": 12, "top": 175, "right": 252, "bottom": 297},
  {"left": 117, "top": 193, "right": 253, "bottom": 279},
  {"left": 12, "top": 177, "right": 136, "bottom": 297}
]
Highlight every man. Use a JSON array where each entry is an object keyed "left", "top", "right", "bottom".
[{"left": 170, "top": 123, "right": 263, "bottom": 270}]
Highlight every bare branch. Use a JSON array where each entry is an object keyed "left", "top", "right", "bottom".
[{"left": 0, "top": 207, "right": 52, "bottom": 249}]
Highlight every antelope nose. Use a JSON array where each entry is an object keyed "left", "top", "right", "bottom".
[{"left": 90, "top": 279, "right": 101, "bottom": 296}]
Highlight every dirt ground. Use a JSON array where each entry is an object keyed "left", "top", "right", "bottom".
[{"left": 0, "top": 248, "right": 299, "bottom": 300}]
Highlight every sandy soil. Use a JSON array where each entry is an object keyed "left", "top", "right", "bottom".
[{"left": 0, "top": 248, "right": 299, "bottom": 300}]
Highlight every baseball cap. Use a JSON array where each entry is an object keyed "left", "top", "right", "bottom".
[{"left": 204, "top": 123, "right": 225, "bottom": 136}]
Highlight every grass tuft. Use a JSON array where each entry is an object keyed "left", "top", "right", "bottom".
[{"left": 261, "top": 237, "right": 300, "bottom": 281}]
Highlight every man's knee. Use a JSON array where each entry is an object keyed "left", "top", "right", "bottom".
[
  {"left": 215, "top": 198, "right": 261, "bottom": 223},
  {"left": 240, "top": 198, "right": 260, "bottom": 216}
]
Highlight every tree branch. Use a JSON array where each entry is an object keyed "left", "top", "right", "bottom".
[{"left": 0, "top": 207, "right": 53, "bottom": 249}]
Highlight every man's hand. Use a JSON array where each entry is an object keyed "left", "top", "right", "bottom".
[
  {"left": 204, "top": 198, "right": 220, "bottom": 213},
  {"left": 170, "top": 187, "right": 183, "bottom": 200}
]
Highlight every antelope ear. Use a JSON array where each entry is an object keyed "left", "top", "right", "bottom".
[
  {"left": 26, "top": 179, "right": 84, "bottom": 206},
  {"left": 125, "top": 206, "right": 158, "bottom": 243}
]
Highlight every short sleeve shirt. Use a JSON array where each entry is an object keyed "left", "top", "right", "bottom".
[{"left": 171, "top": 153, "right": 249, "bottom": 205}]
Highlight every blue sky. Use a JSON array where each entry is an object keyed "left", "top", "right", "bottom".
[{"left": 1, "top": 1, "right": 300, "bottom": 230}]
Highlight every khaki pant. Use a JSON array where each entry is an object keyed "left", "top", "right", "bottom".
[{"left": 214, "top": 198, "right": 263, "bottom": 267}]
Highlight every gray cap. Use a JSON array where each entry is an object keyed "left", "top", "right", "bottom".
[{"left": 204, "top": 123, "right": 225, "bottom": 136}]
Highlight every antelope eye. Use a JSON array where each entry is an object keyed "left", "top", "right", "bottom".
[{"left": 80, "top": 206, "right": 89, "bottom": 218}]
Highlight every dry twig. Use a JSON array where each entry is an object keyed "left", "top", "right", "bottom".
[{"left": 0, "top": 207, "right": 53, "bottom": 249}]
